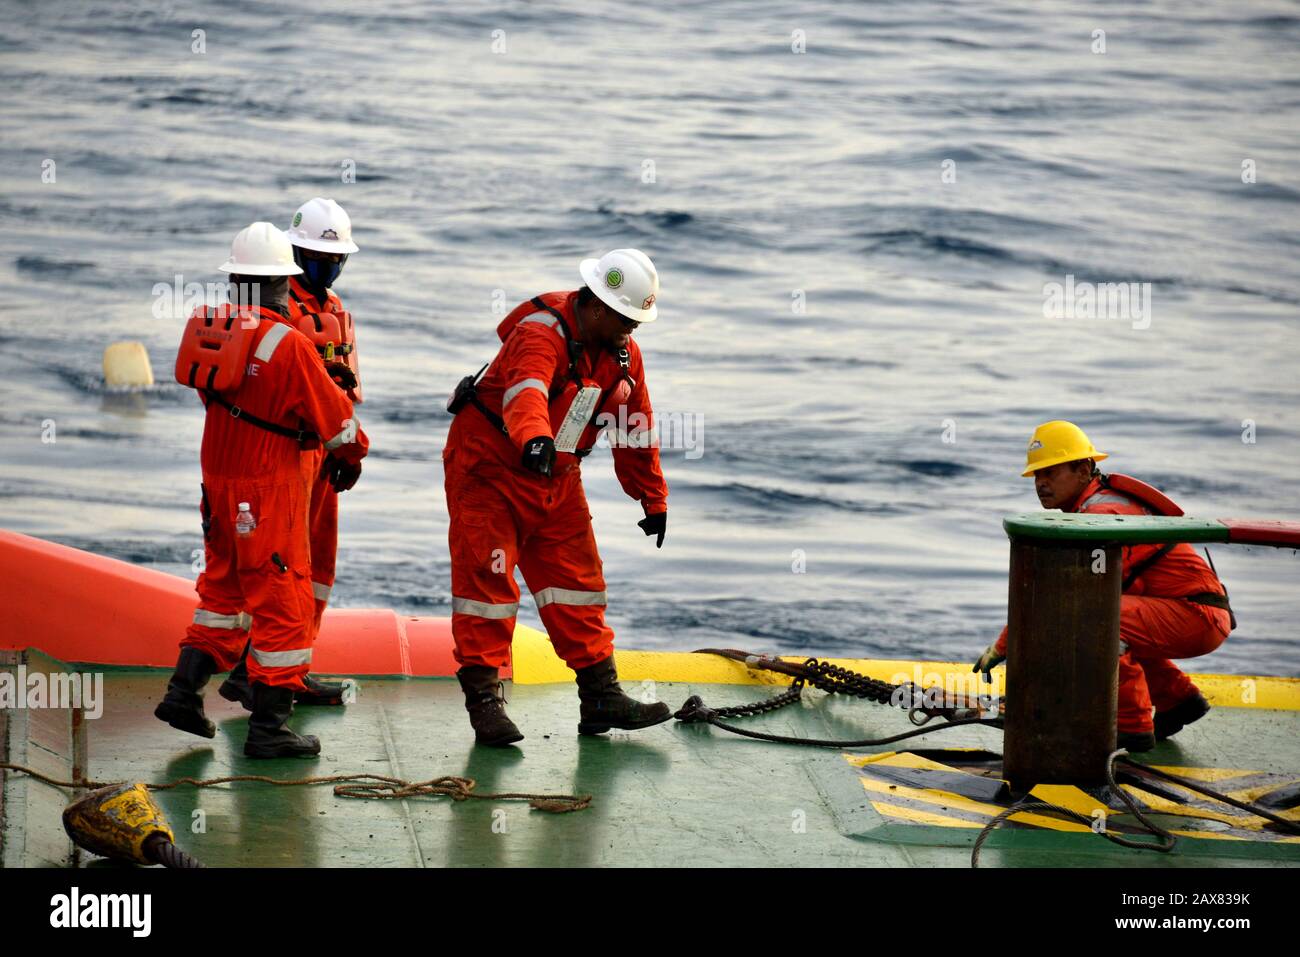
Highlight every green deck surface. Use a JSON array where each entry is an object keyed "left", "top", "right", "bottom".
[{"left": 6, "top": 668, "right": 1295, "bottom": 868}]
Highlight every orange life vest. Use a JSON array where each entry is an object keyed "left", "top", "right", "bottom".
[
  {"left": 174, "top": 303, "right": 260, "bottom": 392},
  {"left": 289, "top": 282, "right": 362, "bottom": 403},
  {"left": 175, "top": 304, "right": 320, "bottom": 447},
  {"left": 1080, "top": 473, "right": 1235, "bottom": 627}
]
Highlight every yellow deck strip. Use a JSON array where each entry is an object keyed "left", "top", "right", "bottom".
[
  {"left": 851, "top": 760, "right": 1300, "bottom": 843},
  {"left": 510, "top": 625, "right": 1300, "bottom": 710},
  {"left": 851, "top": 753, "right": 1095, "bottom": 832},
  {"left": 859, "top": 777, "right": 1093, "bottom": 832},
  {"left": 871, "top": 802, "right": 986, "bottom": 829}
]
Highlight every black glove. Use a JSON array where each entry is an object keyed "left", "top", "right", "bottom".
[
  {"left": 638, "top": 510, "right": 667, "bottom": 548},
  {"left": 324, "top": 360, "right": 358, "bottom": 391},
  {"left": 972, "top": 643, "right": 1006, "bottom": 684},
  {"left": 521, "top": 436, "right": 556, "bottom": 477},
  {"left": 320, "top": 454, "right": 362, "bottom": 492}
]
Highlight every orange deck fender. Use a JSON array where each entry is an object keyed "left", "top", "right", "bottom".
[{"left": 0, "top": 528, "right": 493, "bottom": 678}]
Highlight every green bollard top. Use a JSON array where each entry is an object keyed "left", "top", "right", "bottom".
[{"left": 1003, "top": 512, "right": 1232, "bottom": 544}]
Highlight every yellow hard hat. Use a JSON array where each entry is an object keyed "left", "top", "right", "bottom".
[{"left": 1021, "top": 420, "right": 1108, "bottom": 477}]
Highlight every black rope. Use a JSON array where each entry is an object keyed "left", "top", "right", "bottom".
[
  {"left": 1115, "top": 757, "right": 1300, "bottom": 834},
  {"left": 972, "top": 749, "right": 1178, "bottom": 866}
]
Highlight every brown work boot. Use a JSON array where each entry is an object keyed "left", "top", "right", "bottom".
[
  {"left": 1154, "top": 690, "right": 1210, "bottom": 740},
  {"left": 574, "top": 656, "right": 671, "bottom": 735},
  {"left": 456, "top": 665, "right": 524, "bottom": 747}
]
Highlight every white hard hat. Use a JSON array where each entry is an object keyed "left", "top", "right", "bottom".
[
  {"left": 219, "top": 222, "right": 302, "bottom": 276},
  {"left": 579, "top": 248, "right": 659, "bottom": 323},
  {"left": 285, "top": 197, "right": 359, "bottom": 254}
]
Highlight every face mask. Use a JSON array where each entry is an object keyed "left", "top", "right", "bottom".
[{"left": 301, "top": 256, "right": 344, "bottom": 291}]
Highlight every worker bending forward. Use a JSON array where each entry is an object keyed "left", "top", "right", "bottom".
[{"left": 444, "top": 248, "right": 671, "bottom": 746}]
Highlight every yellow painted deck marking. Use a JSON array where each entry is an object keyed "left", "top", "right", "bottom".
[
  {"left": 856, "top": 766, "right": 1091, "bottom": 832},
  {"left": 846, "top": 753, "right": 1298, "bottom": 842},
  {"left": 871, "top": 802, "right": 985, "bottom": 829},
  {"left": 509, "top": 626, "right": 1300, "bottom": 710}
]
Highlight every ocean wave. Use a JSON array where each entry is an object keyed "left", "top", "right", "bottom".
[
  {"left": 16, "top": 256, "right": 97, "bottom": 275},
  {"left": 857, "top": 228, "right": 1300, "bottom": 306},
  {"left": 878, "top": 459, "right": 973, "bottom": 479},
  {"left": 684, "top": 481, "right": 902, "bottom": 516}
]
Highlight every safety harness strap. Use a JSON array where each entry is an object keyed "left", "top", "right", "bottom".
[
  {"left": 470, "top": 395, "right": 509, "bottom": 436},
  {"left": 529, "top": 296, "right": 584, "bottom": 387},
  {"left": 1122, "top": 542, "right": 1176, "bottom": 591},
  {"left": 203, "top": 390, "right": 320, "bottom": 445},
  {"left": 1199, "top": 548, "right": 1238, "bottom": 630},
  {"left": 1183, "top": 591, "right": 1232, "bottom": 611}
]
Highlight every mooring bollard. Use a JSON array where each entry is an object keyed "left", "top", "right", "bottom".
[
  {"left": 997, "top": 510, "right": 1287, "bottom": 790},
  {"left": 1002, "top": 535, "right": 1121, "bottom": 790}
]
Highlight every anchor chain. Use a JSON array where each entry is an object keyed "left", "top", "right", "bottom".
[{"left": 677, "top": 650, "right": 1000, "bottom": 728}]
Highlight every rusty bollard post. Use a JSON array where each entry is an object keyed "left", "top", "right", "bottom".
[{"left": 1002, "top": 536, "right": 1121, "bottom": 790}]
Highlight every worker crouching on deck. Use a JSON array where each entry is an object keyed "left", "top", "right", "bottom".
[
  {"left": 973, "top": 421, "right": 1233, "bottom": 752},
  {"left": 443, "top": 249, "right": 671, "bottom": 747},
  {"left": 156, "top": 223, "right": 369, "bottom": 758}
]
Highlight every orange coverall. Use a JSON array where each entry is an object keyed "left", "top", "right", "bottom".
[
  {"left": 443, "top": 290, "right": 667, "bottom": 671},
  {"left": 287, "top": 275, "right": 361, "bottom": 637},
  {"left": 183, "top": 305, "right": 369, "bottom": 690},
  {"left": 994, "top": 476, "right": 1231, "bottom": 733}
]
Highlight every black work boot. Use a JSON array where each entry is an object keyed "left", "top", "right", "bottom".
[
  {"left": 244, "top": 682, "right": 321, "bottom": 759},
  {"left": 154, "top": 647, "right": 219, "bottom": 738},
  {"left": 574, "top": 656, "right": 671, "bottom": 735},
  {"left": 1117, "top": 730, "right": 1156, "bottom": 753},
  {"left": 218, "top": 642, "right": 254, "bottom": 711},
  {"left": 1154, "top": 690, "right": 1211, "bottom": 740},
  {"left": 221, "top": 643, "right": 348, "bottom": 708},
  {"left": 295, "top": 673, "right": 351, "bottom": 707},
  {"left": 456, "top": 666, "right": 524, "bottom": 747}
]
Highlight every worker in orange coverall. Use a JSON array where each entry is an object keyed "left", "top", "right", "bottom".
[
  {"left": 219, "top": 198, "right": 362, "bottom": 710},
  {"left": 443, "top": 248, "right": 672, "bottom": 746},
  {"left": 973, "top": 421, "right": 1233, "bottom": 752},
  {"left": 155, "top": 222, "right": 369, "bottom": 758}
]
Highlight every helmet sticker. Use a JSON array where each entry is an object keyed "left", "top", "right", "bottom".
[
  {"left": 605, "top": 267, "right": 623, "bottom": 289},
  {"left": 292, "top": 212, "right": 303, "bottom": 228},
  {"left": 321, "top": 228, "right": 339, "bottom": 241},
  {"left": 641, "top": 294, "right": 655, "bottom": 310},
  {"left": 1028, "top": 439, "right": 1043, "bottom": 451}
]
